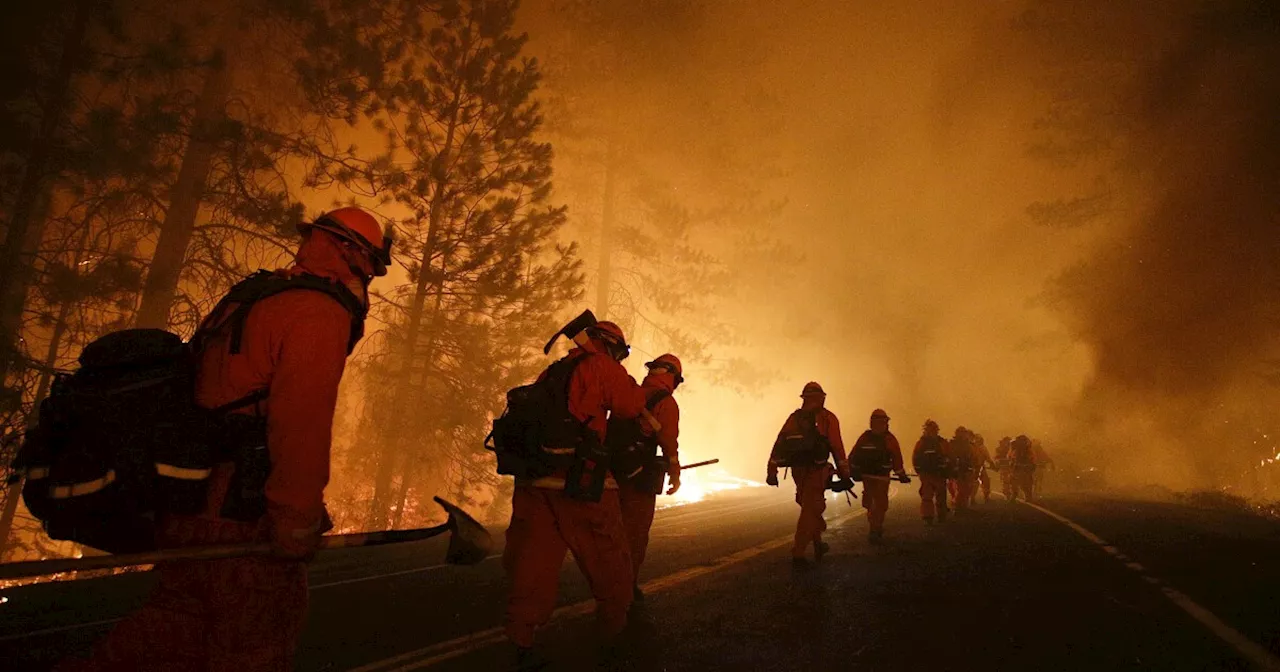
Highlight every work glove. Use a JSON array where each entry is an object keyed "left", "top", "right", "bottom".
[
  {"left": 766, "top": 470, "right": 779, "bottom": 487},
  {"left": 895, "top": 472, "right": 912, "bottom": 484},
  {"left": 836, "top": 460, "right": 851, "bottom": 481},
  {"left": 270, "top": 508, "right": 330, "bottom": 561},
  {"left": 666, "top": 461, "right": 682, "bottom": 495}
]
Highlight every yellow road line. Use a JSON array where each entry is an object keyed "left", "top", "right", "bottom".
[{"left": 351, "top": 507, "right": 869, "bottom": 672}]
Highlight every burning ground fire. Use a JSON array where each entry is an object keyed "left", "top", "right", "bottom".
[{"left": 660, "top": 468, "right": 766, "bottom": 509}]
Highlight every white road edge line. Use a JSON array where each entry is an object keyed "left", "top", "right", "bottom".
[
  {"left": 350, "top": 504, "right": 876, "bottom": 672},
  {"left": 1022, "top": 500, "right": 1280, "bottom": 672}
]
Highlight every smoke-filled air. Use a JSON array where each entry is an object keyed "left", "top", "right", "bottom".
[{"left": 1, "top": 0, "right": 1277, "bottom": 564}]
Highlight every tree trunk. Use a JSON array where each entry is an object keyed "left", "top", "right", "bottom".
[
  {"left": 134, "top": 50, "right": 232, "bottom": 329},
  {"left": 595, "top": 143, "right": 617, "bottom": 319},
  {"left": 0, "top": 0, "right": 92, "bottom": 386},
  {"left": 368, "top": 71, "right": 467, "bottom": 528}
]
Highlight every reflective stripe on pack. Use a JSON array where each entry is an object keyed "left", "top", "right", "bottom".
[
  {"left": 49, "top": 470, "right": 117, "bottom": 499},
  {"left": 25, "top": 466, "right": 50, "bottom": 480},
  {"left": 542, "top": 447, "right": 576, "bottom": 455},
  {"left": 155, "top": 463, "right": 213, "bottom": 481}
]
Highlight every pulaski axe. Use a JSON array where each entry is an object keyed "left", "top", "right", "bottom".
[
  {"left": 543, "top": 309, "right": 665, "bottom": 431},
  {"left": 0, "top": 496, "right": 493, "bottom": 581}
]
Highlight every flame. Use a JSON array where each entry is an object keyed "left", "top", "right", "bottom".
[{"left": 660, "top": 467, "right": 765, "bottom": 508}]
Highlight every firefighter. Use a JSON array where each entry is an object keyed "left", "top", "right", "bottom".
[
  {"left": 912, "top": 419, "right": 950, "bottom": 524},
  {"left": 995, "top": 436, "right": 1014, "bottom": 500},
  {"left": 1032, "top": 439, "right": 1054, "bottom": 495},
  {"left": 948, "top": 427, "right": 976, "bottom": 512},
  {"left": 850, "top": 408, "right": 906, "bottom": 542},
  {"left": 503, "top": 320, "right": 651, "bottom": 660},
  {"left": 614, "top": 354, "right": 683, "bottom": 604},
  {"left": 58, "top": 207, "right": 393, "bottom": 672},
  {"left": 1009, "top": 435, "right": 1037, "bottom": 502},
  {"left": 766, "top": 382, "right": 849, "bottom": 564},
  {"left": 972, "top": 433, "right": 995, "bottom": 504}
]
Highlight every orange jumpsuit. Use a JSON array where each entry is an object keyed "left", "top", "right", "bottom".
[
  {"left": 995, "top": 444, "right": 1013, "bottom": 499},
  {"left": 503, "top": 347, "right": 647, "bottom": 648},
  {"left": 854, "top": 431, "right": 904, "bottom": 534},
  {"left": 912, "top": 436, "right": 950, "bottom": 521},
  {"left": 950, "top": 440, "right": 975, "bottom": 511},
  {"left": 617, "top": 372, "right": 679, "bottom": 584},
  {"left": 60, "top": 238, "right": 361, "bottom": 671},
  {"left": 768, "top": 407, "right": 847, "bottom": 559},
  {"left": 972, "top": 442, "right": 993, "bottom": 504},
  {"left": 1010, "top": 445, "right": 1037, "bottom": 502}
]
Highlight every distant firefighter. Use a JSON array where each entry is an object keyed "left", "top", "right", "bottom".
[
  {"left": 912, "top": 419, "right": 950, "bottom": 524},
  {"left": 995, "top": 436, "right": 1014, "bottom": 500},
  {"left": 972, "top": 433, "right": 995, "bottom": 504},
  {"left": 1009, "top": 435, "right": 1038, "bottom": 502},
  {"left": 849, "top": 408, "right": 907, "bottom": 543},
  {"left": 948, "top": 427, "right": 976, "bottom": 512},
  {"left": 767, "top": 382, "right": 850, "bottom": 564},
  {"left": 1031, "top": 439, "right": 1054, "bottom": 494}
]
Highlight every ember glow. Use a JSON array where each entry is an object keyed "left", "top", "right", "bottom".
[{"left": 661, "top": 468, "right": 766, "bottom": 509}]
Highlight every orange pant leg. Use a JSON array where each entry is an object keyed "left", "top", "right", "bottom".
[
  {"left": 918, "top": 474, "right": 948, "bottom": 519},
  {"left": 955, "top": 475, "right": 975, "bottom": 510},
  {"left": 1000, "top": 468, "right": 1013, "bottom": 498},
  {"left": 979, "top": 470, "right": 991, "bottom": 501},
  {"left": 791, "top": 465, "right": 830, "bottom": 558},
  {"left": 618, "top": 484, "right": 657, "bottom": 582},
  {"left": 504, "top": 486, "right": 570, "bottom": 648},
  {"left": 862, "top": 477, "right": 890, "bottom": 532},
  {"left": 58, "top": 557, "right": 307, "bottom": 672},
  {"left": 552, "top": 489, "right": 633, "bottom": 637}
]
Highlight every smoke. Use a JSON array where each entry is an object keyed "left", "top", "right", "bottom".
[{"left": 518, "top": 0, "right": 1280, "bottom": 491}]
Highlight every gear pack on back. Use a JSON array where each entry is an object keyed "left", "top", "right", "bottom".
[
  {"left": 950, "top": 434, "right": 974, "bottom": 476},
  {"left": 486, "top": 353, "right": 612, "bottom": 502},
  {"left": 771, "top": 410, "right": 831, "bottom": 468},
  {"left": 850, "top": 430, "right": 893, "bottom": 478},
  {"left": 605, "top": 390, "right": 671, "bottom": 494},
  {"left": 11, "top": 270, "right": 365, "bottom": 554},
  {"left": 915, "top": 435, "right": 947, "bottom": 475}
]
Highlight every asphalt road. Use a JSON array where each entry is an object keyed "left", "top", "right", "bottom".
[{"left": 2, "top": 485, "right": 1278, "bottom": 671}]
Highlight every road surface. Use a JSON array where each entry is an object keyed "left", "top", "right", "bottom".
[{"left": 2, "top": 485, "right": 1278, "bottom": 671}]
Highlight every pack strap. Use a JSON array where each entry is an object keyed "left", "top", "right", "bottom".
[
  {"left": 645, "top": 389, "right": 671, "bottom": 411},
  {"left": 196, "top": 271, "right": 368, "bottom": 357},
  {"left": 211, "top": 388, "right": 268, "bottom": 416}
]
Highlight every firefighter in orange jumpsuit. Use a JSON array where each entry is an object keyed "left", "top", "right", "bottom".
[
  {"left": 503, "top": 320, "right": 649, "bottom": 658},
  {"left": 912, "top": 420, "right": 950, "bottom": 524},
  {"left": 1032, "top": 439, "right": 1054, "bottom": 495},
  {"left": 59, "top": 207, "right": 392, "bottom": 672},
  {"left": 972, "top": 434, "right": 995, "bottom": 504},
  {"left": 995, "top": 436, "right": 1014, "bottom": 500},
  {"left": 850, "top": 408, "right": 906, "bottom": 542},
  {"left": 766, "top": 382, "right": 849, "bottom": 564},
  {"left": 1009, "top": 435, "right": 1037, "bottom": 502},
  {"left": 948, "top": 427, "right": 975, "bottom": 512},
  {"left": 615, "top": 354, "right": 682, "bottom": 604}
]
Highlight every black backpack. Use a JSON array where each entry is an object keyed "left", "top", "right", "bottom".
[
  {"left": 771, "top": 410, "right": 831, "bottom": 468},
  {"left": 915, "top": 435, "right": 947, "bottom": 475},
  {"left": 851, "top": 430, "right": 893, "bottom": 477},
  {"left": 11, "top": 271, "right": 365, "bottom": 554},
  {"left": 486, "top": 353, "right": 607, "bottom": 500},
  {"left": 950, "top": 436, "right": 974, "bottom": 475},
  {"left": 605, "top": 390, "right": 671, "bottom": 489}
]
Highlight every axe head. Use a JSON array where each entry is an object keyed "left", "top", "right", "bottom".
[
  {"left": 543, "top": 309, "right": 598, "bottom": 354},
  {"left": 433, "top": 496, "right": 493, "bottom": 565}
]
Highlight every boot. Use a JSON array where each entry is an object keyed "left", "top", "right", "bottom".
[
  {"left": 814, "top": 540, "right": 830, "bottom": 561},
  {"left": 923, "top": 516, "right": 934, "bottom": 525}
]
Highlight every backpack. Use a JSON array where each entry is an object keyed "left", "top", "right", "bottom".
[
  {"left": 12, "top": 271, "right": 365, "bottom": 554},
  {"left": 915, "top": 435, "right": 947, "bottom": 475},
  {"left": 483, "top": 350, "right": 599, "bottom": 481},
  {"left": 605, "top": 390, "right": 671, "bottom": 491},
  {"left": 851, "top": 430, "right": 893, "bottom": 477},
  {"left": 771, "top": 410, "right": 831, "bottom": 468},
  {"left": 950, "top": 436, "right": 974, "bottom": 475}
]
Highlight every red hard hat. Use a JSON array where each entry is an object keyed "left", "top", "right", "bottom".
[
  {"left": 871, "top": 408, "right": 890, "bottom": 421},
  {"left": 645, "top": 353, "right": 684, "bottom": 384},
  {"left": 298, "top": 207, "right": 393, "bottom": 276},
  {"left": 800, "top": 381, "right": 825, "bottom": 398},
  {"left": 587, "top": 320, "right": 630, "bottom": 360}
]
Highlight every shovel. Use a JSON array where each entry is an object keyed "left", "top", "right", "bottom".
[{"left": 0, "top": 496, "right": 493, "bottom": 581}]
